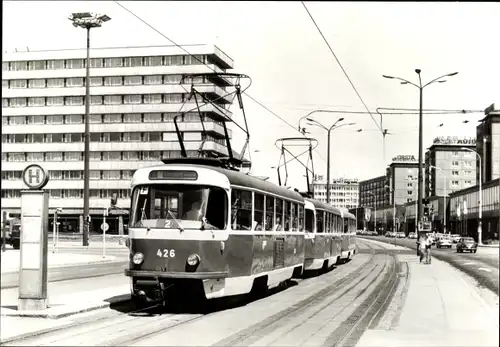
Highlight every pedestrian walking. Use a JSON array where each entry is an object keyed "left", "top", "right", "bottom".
[
  {"left": 425, "top": 233, "right": 432, "bottom": 264},
  {"left": 418, "top": 234, "right": 426, "bottom": 263}
]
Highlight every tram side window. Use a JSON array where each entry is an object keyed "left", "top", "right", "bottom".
[
  {"left": 254, "top": 193, "right": 264, "bottom": 231},
  {"left": 298, "top": 204, "right": 304, "bottom": 232},
  {"left": 317, "top": 211, "right": 324, "bottom": 233},
  {"left": 330, "top": 214, "right": 335, "bottom": 233},
  {"left": 305, "top": 208, "right": 314, "bottom": 232},
  {"left": 265, "top": 195, "right": 275, "bottom": 231},
  {"left": 275, "top": 199, "right": 283, "bottom": 231},
  {"left": 283, "top": 200, "right": 291, "bottom": 231},
  {"left": 343, "top": 218, "right": 348, "bottom": 233},
  {"left": 231, "top": 189, "right": 252, "bottom": 230},
  {"left": 325, "top": 213, "right": 330, "bottom": 233},
  {"left": 291, "top": 203, "right": 297, "bottom": 231}
]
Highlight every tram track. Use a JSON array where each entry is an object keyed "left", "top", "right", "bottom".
[{"left": 3, "top": 241, "right": 395, "bottom": 347}]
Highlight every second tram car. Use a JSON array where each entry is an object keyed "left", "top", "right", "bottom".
[
  {"left": 303, "top": 198, "right": 343, "bottom": 273},
  {"left": 125, "top": 159, "right": 306, "bottom": 305},
  {"left": 340, "top": 210, "right": 357, "bottom": 262}
]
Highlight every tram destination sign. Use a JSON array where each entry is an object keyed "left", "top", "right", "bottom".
[{"left": 433, "top": 136, "right": 476, "bottom": 146}]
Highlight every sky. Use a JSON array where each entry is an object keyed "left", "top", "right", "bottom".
[{"left": 3, "top": 1, "right": 499, "bottom": 191}]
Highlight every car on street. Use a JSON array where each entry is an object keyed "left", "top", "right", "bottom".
[
  {"left": 450, "top": 234, "right": 461, "bottom": 243},
  {"left": 396, "top": 232, "right": 405, "bottom": 238},
  {"left": 408, "top": 232, "right": 417, "bottom": 239},
  {"left": 456, "top": 237, "right": 478, "bottom": 253},
  {"left": 436, "top": 236, "right": 452, "bottom": 248}
]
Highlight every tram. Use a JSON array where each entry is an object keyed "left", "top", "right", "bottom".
[
  {"left": 125, "top": 158, "right": 307, "bottom": 305},
  {"left": 340, "top": 210, "right": 358, "bottom": 262},
  {"left": 303, "top": 198, "right": 343, "bottom": 273}
]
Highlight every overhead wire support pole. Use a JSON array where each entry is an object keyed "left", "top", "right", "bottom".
[{"left": 382, "top": 70, "right": 458, "bottom": 241}]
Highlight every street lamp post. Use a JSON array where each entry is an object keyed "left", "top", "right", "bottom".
[
  {"left": 461, "top": 147, "right": 483, "bottom": 245},
  {"left": 382, "top": 70, "right": 458, "bottom": 240},
  {"left": 366, "top": 191, "right": 377, "bottom": 232},
  {"left": 69, "top": 12, "right": 111, "bottom": 247},
  {"left": 307, "top": 118, "right": 355, "bottom": 204},
  {"left": 429, "top": 165, "right": 447, "bottom": 234}
]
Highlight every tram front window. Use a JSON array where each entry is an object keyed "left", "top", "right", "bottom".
[{"left": 130, "top": 184, "right": 228, "bottom": 230}]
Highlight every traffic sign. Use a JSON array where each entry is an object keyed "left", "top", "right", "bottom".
[
  {"left": 101, "top": 223, "right": 109, "bottom": 232},
  {"left": 22, "top": 164, "right": 49, "bottom": 190}
]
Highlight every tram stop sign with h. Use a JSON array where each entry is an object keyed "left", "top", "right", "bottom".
[
  {"left": 22, "top": 164, "right": 49, "bottom": 190},
  {"left": 101, "top": 223, "right": 109, "bottom": 232}
]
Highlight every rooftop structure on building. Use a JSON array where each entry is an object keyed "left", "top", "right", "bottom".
[
  {"left": 1, "top": 44, "right": 239, "bottom": 234},
  {"left": 425, "top": 136, "right": 477, "bottom": 198},
  {"left": 477, "top": 103, "right": 500, "bottom": 184}
]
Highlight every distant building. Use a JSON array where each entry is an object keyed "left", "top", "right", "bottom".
[
  {"left": 425, "top": 137, "right": 477, "bottom": 197},
  {"left": 385, "top": 154, "right": 419, "bottom": 206},
  {"left": 312, "top": 175, "right": 359, "bottom": 209},
  {"left": 358, "top": 175, "right": 388, "bottom": 210},
  {"left": 1, "top": 44, "right": 235, "bottom": 234},
  {"left": 476, "top": 103, "right": 500, "bottom": 183}
]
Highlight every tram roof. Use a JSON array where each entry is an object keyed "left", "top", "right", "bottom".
[
  {"left": 137, "top": 163, "right": 305, "bottom": 202},
  {"left": 305, "top": 198, "right": 342, "bottom": 215}
]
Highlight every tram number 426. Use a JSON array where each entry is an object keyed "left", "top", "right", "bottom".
[{"left": 157, "top": 249, "right": 176, "bottom": 258}]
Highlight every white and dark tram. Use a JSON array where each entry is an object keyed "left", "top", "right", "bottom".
[{"left": 125, "top": 158, "right": 357, "bottom": 305}]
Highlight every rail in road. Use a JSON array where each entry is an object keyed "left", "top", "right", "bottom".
[
  {"left": 1, "top": 240, "right": 409, "bottom": 347},
  {"left": 1, "top": 261, "right": 128, "bottom": 290},
  {"left": 359, "top": 236, "right": 499, "bottom": 295}
]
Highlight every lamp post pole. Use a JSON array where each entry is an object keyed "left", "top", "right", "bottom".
[
  {"left": 430, "top": 165, "right": 447, "bottom": 235},
  {"left": 461, "top": 148, "right": 483, "bottom": 245},
  {"left": 306, "top": 118, "right": 356, "bottom": 204},
  {"left": 367, "top": 191, "right": 377, "bottom": 233},
  {"left": 382, "top": 70, "right": 458, "bottom": 240},
  {"left": 69, "top": 12, "right": 111, "bottom": 247}
]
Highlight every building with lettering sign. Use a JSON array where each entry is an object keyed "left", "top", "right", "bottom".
[
  {"left": 386, "top": 155, "right": 419, "bottom": 206},
  {"left": 312, "top": 174, "right": 359, "bottom": 210},
  {"left": 425, "top": 137, "right": 477, "bottom": 198},
  {"left": 476, "top": 103, "right": 500, "bottom": 183},
  {"left": 1, "top": 44, "right": 237, "bottom": 234}
]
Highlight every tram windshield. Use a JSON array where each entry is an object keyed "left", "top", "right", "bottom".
[{"left": 130, "top": 184, "right": 228, "bottom": 230}]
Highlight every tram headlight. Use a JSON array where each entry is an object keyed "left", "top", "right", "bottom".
[
  {"left": 132, "top": 252, "right": 144, "bottom": 265},
  {"left": 187, "top": 253, "right": 200, "bottom": 266}
]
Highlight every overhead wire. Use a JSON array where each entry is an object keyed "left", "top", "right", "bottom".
[
  {"left": 113, "top": 1, "right": 326, "bottom": 164},
  {"left": 301, "top": 1, "right": 383, "bottom": 134}
]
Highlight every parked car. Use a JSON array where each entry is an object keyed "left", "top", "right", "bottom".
[
  {"left": 450, "top": 234, "right": 461, "bottom": 243},
  {"left": 408, "top": 232, "right": 417, "bottom": 239},
  {"left": 436, "top": 236, "right": 452, "bottom": 248},
  {"left": 396, "top": 232, "right": 405, "bottom": 238},
  {"left": 456, "top": 237, "right": 478, "bottom": 253}
]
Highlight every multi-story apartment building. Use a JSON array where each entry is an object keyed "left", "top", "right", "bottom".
[
  {"left": 386, "top": 154, "right": 420, "bottom": 206},
  {"left": 358, "top": 175, "right": 388, "bottom": 210},
  {"left": 424, "top": 137, "right": 477, "bottom": 197},
  {"left": 477, "top": 103, "right": 500, "bottom": 183},
  {"left": 1, "top": 44, "right": 236, "bottom": 234},
  {"left": 312, "top": 175, "right": 359, "bottom": 210}
]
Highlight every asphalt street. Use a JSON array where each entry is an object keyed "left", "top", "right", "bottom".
[
  {"left": 360, "top": 236, "right": 499, "bottom": 295},
  {"left": 1, "top": 239, "right": 406, "bottom": 347}
]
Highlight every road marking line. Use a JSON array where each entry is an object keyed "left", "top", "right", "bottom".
[{"left": 478, "top": 268, "right": 492, "bottom": 272}]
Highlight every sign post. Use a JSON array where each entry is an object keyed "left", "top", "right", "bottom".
[
  {"left": 19, "top": 164, "right": 49, "bottom": 311},
  {"left": 102, "top": 208, "right": 109, "bottom": 258}
]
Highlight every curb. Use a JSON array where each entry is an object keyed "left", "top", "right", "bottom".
[{"left": 0, "top": 294, "right": 130, "bottom": 344}]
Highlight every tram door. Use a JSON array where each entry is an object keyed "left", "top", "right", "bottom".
[{"left": 273, "top": 237, "right": 285, "bottom": 268}]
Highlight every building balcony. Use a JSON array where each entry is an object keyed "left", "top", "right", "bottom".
[
  {"left": 1, "top": 140, "right": 227, "bottom": 154},
  {"left": 1, "top": 121, "right": 231, "bottom": 137},
  {"left": 2, "top": 64, "right": 226, "bottom": 81},
  {"left": 2, "top": 84, "right": 232, "bottom": 104},
  {"left": 1, "top": 102, "right": 232, "bottom": 119}
]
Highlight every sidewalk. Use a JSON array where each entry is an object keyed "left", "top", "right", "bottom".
[
  {"left": 1, "top": 251, "right": 119, "bottom": 274},
  {"left": 0, "top": 274, "right": 130, "bottom": 343},
  {"left": 357, "top": 253, "right": 499, "bottom": 347}
]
